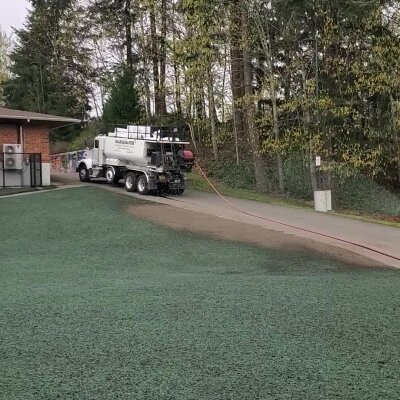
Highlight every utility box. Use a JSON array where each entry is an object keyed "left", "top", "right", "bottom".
[{"left": 314, "top": 190, "right": 332, "bottom": 212}]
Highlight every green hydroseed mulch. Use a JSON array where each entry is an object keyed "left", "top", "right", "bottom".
[{"left": 0, "top": 187, "right": 399, "bottom": 400}]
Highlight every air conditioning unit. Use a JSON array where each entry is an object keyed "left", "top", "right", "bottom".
[{"left": 3, "top": 144, "right": 23, "bottom": 170}]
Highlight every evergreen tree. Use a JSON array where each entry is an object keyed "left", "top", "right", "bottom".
[
  {"left": 0, "top": 28, "right": 11, "bottom": 105},
  {"left": 102, "top": 67, "right": 142, "bottom": 126},
  {"left": 4, "top": 0, "right": 91, "bottom": 129}
]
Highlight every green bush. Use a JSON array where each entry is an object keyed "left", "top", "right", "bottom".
[
  {"left": 206, "top": 156, "right": 313, "bottom": 198},
  {"left": 284, "top": 155, "right": 314, "bottom": 200},
  {"left": 206, "top": 160, "right": 256, "bottom": 190},
  {"left": 204, "top": 155, "right": 400, "bottom": 216},
  {"left": 67, "top": 124, "right": 98, "bottom": 152},
  {"left": 334, "top": 175, "right": 400, "bottom": 216}
]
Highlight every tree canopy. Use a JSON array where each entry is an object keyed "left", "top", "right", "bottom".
[
  {"left": 1, "top": 0, "right": 400, "bottom": 194},
  {"left": 102, "top": 67, "right": 142, "bottom": 126}
]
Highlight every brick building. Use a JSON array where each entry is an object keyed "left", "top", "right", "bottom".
[{"left": 0, "top": 107, "right": 80, "bottom": 187}]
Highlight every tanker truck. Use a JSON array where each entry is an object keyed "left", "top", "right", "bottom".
[{"left": 76, "top": 125, "right": 195, "bottom": 195}]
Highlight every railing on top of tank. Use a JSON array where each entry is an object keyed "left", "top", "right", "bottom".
[{"left": 108, "top": 125, "right": 189, "bottom": 142}]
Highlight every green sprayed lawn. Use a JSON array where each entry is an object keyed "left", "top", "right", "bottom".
[{"left": 0, "top": 187, "right": 399, "bottom": 400}]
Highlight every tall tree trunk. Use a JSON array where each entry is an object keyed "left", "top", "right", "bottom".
[
  {"left": 207, "top": 68, "right": 218, "bottom": 161},
  {"left": 138, "top": 15, "right": 151, "bottom": 119},
  {"left": 252, "top": 5, "right": 283, "bottom": 192},
  {"left": 195, "top": 85, "right": 206, "bottom": 120},
  {"left": 270, "top": 79, "right": 285, "bottom": 193},
  {"left": 150, "top": 5, "right": 161, "bottom": 115},
  {"left": 159, "top": 0, "right": 167, "bottom": 115},
  {"left": 264, "top": 20, "right": 284, "bottom": 193},
  {"left": 230, "top": 0, "right": 246, "bottom": 141},
  {"left": 309, "top": 150, "right": 318, "bottom": 192},
  {"left": 172, "top": 17, "right": 182, "bottom": 117},
  {"left": 241, "top": 6, "right": 270, "bottom": 192},
  {"left": 221, "top": 41, "right": 228, "bottom": 124},
  {"left": 174, "top": 64, "right": 182, "bottom": 117},
  {"left": 232, "top": 97, "right": 240, "bottom": 165},
  {"left": 302, "top": 64, "right": 318, "bottom": 192},
  {"left": 390, "top": 94, "right": 400, "bottom": 185},
  {"left": 125, "top": 0, "right": 134, "bottom": 73},
  {"left": 144, "top": 71, "right": 151, "bottom": 120},
  {"left": 188, "top": 83, "right": 194, "bottom": 119}
]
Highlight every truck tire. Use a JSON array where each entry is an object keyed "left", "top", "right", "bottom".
[
  {"left": 137, "top": 174, "right": 150, "bottom": 195},
  {"left": 79, "top": 165, "right": 90, "bottom": 182},
  {"left": 106, "top": 167, "right": 120, "bottom": 184},
  {"left": 125, "top": 172, "right": 137, "bottom": 192}
]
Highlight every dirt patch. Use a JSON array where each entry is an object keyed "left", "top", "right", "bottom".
[{"left": 128, "top": 203, "right": 386, "bottom": 269}]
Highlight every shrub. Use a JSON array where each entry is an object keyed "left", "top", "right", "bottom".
[
  {"left": 334, "top": 175, "right": 400, "bottom": 216},
  {"left": 206, "top": 160, "right": 256, "bottom": 189}
]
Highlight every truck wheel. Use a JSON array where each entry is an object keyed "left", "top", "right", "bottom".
[
  {"left": 106, "top": 167, "right": 119, "bottom": 184},
  {"left": 79, "top": 165, "right": 90, "bottom": 182},
  {"left": 137, "top": 174, "right": 150, "bottom": 195},
  {"left": 125, "top": 172, "right": 137, "bottom": 192},
  {"left": 177, "top": 189, "right": 185, "bottom": 195}
]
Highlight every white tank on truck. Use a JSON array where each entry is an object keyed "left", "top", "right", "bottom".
[{"left": 76, "top": 125, "right": 195, "bottom": 196}]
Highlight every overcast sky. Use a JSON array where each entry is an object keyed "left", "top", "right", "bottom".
[{"left": 0, "top": 0, "right": 30, "bottom": 37}]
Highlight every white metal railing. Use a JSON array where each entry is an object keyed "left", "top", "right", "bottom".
[{"left": 108, "top": 125, "right": 188, "bottom": 143}]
